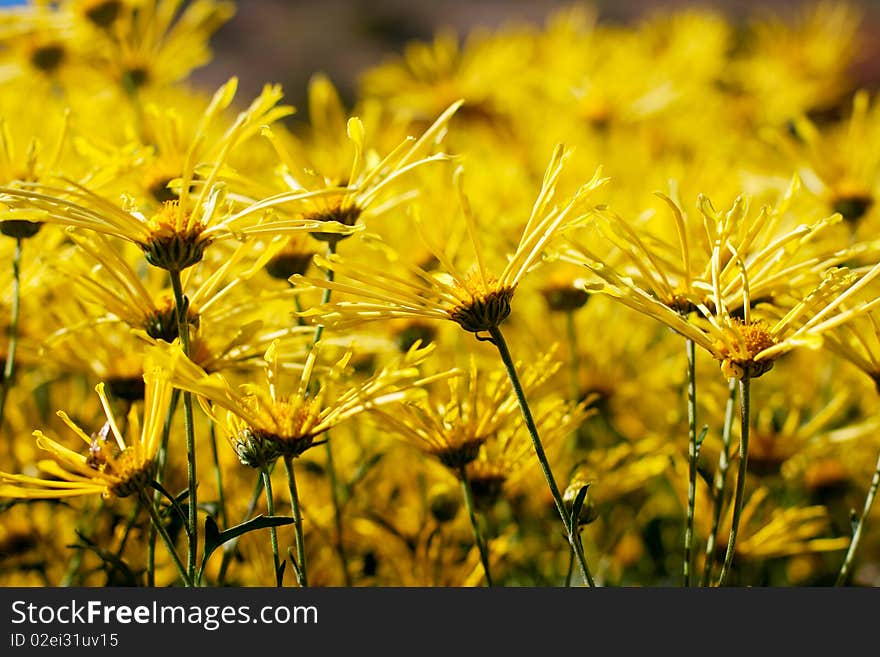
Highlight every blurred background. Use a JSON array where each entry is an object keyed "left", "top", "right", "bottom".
[{"left": 194, "top": 0, "right": 880, "bottom": 117}]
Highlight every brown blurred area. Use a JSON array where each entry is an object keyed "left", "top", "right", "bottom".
[{"left": 192, "top": 0, "right": 880, "bottom": 118}]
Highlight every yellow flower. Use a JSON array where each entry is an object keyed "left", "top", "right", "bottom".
[
  {"left": 726, "top": 2, "right": 862, "bottom": 129},
  {"left": 154, "top": 338, "right": 456, "bottom": 467},
  {"left": 562, "top": 188, "right": 880, "bottom": 378},
  {"left": 47, "top": 230, "right": 314, "bottom": 373},
  {"left": 0, "top": 2, "right": 82, "bottom": 84},
  {"left": 293, "top": 144, "right": 607, "bottom": 335},
  {"left": 0, "top": 362, "right": 172, "bottom": 499},
  {"left": 359, "top": 27, "right": 530, "bottom": 131},
  {"left": 373, "top": 348, "right": 576, "bottom": 472},
  {"left": 780, "top": 91, "right": 880, "bottom": 233},
  {"left": 93, "top": 0, "right": 235, "bottom": 93},
  {"left": 0, "top": 78, "right": 355, "bottom": 271},
  {"left": 255, "top": 74, "right": 462, "bottom": 246},
  {"left": 715, "top": 487, "right": 849, "bottom": 562},
  {"left": 468, "top": 394, "right": 592, "bottom": 511}
]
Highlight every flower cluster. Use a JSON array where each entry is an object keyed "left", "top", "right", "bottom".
[{"left": 0, "top": 0, "right": 878, "bottom": 588}]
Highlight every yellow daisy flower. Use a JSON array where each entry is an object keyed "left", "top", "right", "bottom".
[
  {"left": 0, "top": 78, "right": 354, "bottom": 272},
  {"left": 153, "top": 338, "right": 456, "bottom": 467},
  {"left": 0, "top": 363, "right": 171, "bottom": 500},
  {"left": 293, "top": 144, "right": 607, "bottom": 335}
]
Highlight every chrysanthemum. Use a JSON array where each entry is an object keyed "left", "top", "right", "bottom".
[
  {"left": 253, "top": 74, "right": 462, "bottom": 246},
  {"left": 91, "top": 0, "right": 236, "bottom": 93},
  {"left": 726, "top": 1, "right": 862, "bottom": 129},
  {"left": 153, "top": 339, "right": 455, "bottom": 468},
  {"left": 293, "top": 145, "right": 607, "bottom": 335},
  {"left": 712, "top": 487, "right": 849, "bottom": 564},
  {"left": 0, "top": 2, "right": 84, "bottom": 85},
  {"left": 359, "top": 27, "right": 530, "bottom": 132},
  {"left": 562, "top": 189, "right": 880, "bottom": 379},
  {"left": 780, "top": 91, "right": 880, "bottom": 233},
  {"left": 0, "top": 78, "right": 355, "bottom": 272},
  {"left": 468, "top": 393, "right": 593, "bottom": 512},
  {"left": 373, "top": 349, "right": 567, "bottom": 471},
  {"left": 0, "top": 363, "right": 171, "bottom": 500},
  {"left": 561, "top": 180, "right": 862, "bottom": 319},
  {"left": 49, "top": 230, "right": 314, "bottom": 372},
  {"left": 0, "top": 106, "right": 73, "bottom": 239}
]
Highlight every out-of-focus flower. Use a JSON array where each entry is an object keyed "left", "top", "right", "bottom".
[{"left": 0, "top": 362, "right": 172, "bottom": 499}]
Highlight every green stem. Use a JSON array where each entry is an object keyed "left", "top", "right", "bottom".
[
  {"left": 307, "top": 241, "right": 352, "bottom": 583},
  {"left": 283, "top": 455, "right": 308, "bottom": 586},
  {"left": 0, "top": 238, "right": 23, "bottom": 432},
  {"left": 716, "top": 375, "right": 751, "bottom": 587},
  {"left": 459, "top": 466, "right": 493, "bottom": 586},
  {"left": 701, "top": 378, "right": 737, "bottom": 587},
  {"left": 169, "top": 268, "right": 198, "bottom": 583},
  {"left": 684, "top": 338, "right": 697, "bottom": 587},
  {"left": 209, "top": 420, "right": 228, "bottom": 530},
  {"left": 148, "top": 388, "right": 180, "bottom": 587},
  {"left": 835, "top": 446, "right": 880, "bottom": 585},
  {"left": 217, "top": 471, "right": 266, "bottom": 585},
  {"left": 140, "top": 490, "right": 192, "bottom": 587},
  {"left": 487, "top": 324, "right": 595, "bottom": 587},
  {"left": 262, "top": 467, "right": 283, "bottom": 586},
  {"left": 564, "top": 546, "right": 575, "bottom": 587},
  {"left": 312, "top": 241, "right": 336, "bottom": 345}
]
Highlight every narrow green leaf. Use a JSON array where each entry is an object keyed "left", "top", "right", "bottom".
[
  {"left": 570, "top": 484, "right": 591, "bottom": 529},
  {"left": 201, "top": 514, "right": 295, "bottom": 574},
  {"left": 694, "top": 425, "right": 709, "bottom": 459}
]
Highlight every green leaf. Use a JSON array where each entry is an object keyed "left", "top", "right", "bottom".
[
  {"left": 694, "top": 425, "right": 709, "bottom": 459},
  {"left": 200, "top": 514, "right": 295, "bottom": 580},
  {"left": 150, "top": 480, "right": 188, "bottom": 526},
  {"left": 570, "top": 484, "right": 591, "bottom": 530},
  {"left": 287, "top": 547, "right": 304, "bottom": 586},
  {"left": 276, "top": 560, "right": 286, "bottom": 587}
]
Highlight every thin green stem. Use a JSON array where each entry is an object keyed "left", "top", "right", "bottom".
[
  {"left": 564, "top": 546, "right": 575, "bottom": 587},
  {"left": 459, "top": 466, "right": 493, "bottom": 586},
  {"left": 169, "top": 268, "right": 198, "bottom": 583},
  {"left": 262, "top": 467, "right": 283, "bottom": 587},
  {"left": 716, "top": 375, "right": 751, "bottom": 587},
  {"left": 307, "top": 240, "right": 352, "bottom": 584},
  {"left": 684, "top": 338, "right": 697, "bottom": 587},
  {"left": 487, "top": 324, "right": 595, "bottom": 587},
  {"left": 0, "top": 238, "right": 23, "bottom": 433},
  {"left": 209, "top": 420, "right": 228, "bottom": 530},
  {"left": 283, "top": 455, "right": 308, "bottom": 587},
  {"left": 140, "top": 490, "right": 193, "bottom": 587},
  {"left": 311, "top": 240, "right": 336, "bottom": 345},
  {"left": 217, "top": 470, "right": 266, "bottom": 585},
  {"left": 835, "top": 447, "right": 880, "bottom": 585},
  {"left": 148, "top": 388, "right": 180, "bottom": 587},
  {"left": 701, "top": 378, "right": 737, "bottom": 587}
]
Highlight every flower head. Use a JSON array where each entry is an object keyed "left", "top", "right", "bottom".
[
  {"left": 293, "top": 144, "right": 607, "bottom": 336},
  {"left": 374, "top": 349, "right": 563, "bottom": 471},
  {"left": 0, "top": 78, "right": 357, "bottom": 270},
  {"left": 562, "top": 188, "right": 880, "bottom": 378},
  {"left": 254, "top": 74, "right": 462, "bottom": 246},
  {"left": 154, "top": 338, "right": 456, "bottom": 468},
  {"left": 0, "top": 362, "right": 172, "bottom": 500}
]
